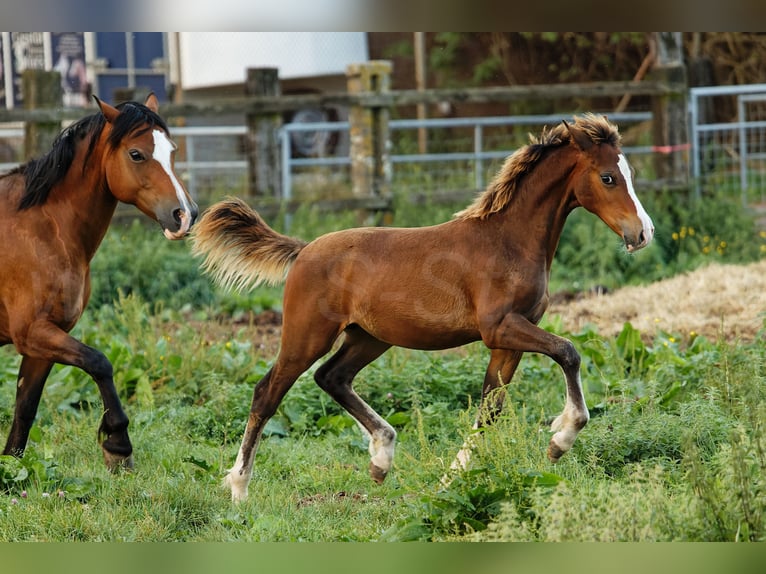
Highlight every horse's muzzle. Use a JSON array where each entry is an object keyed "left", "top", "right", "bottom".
[
  {"left": 163, "top": 205, "right": 198, "bottom": 240},
  {"left": 625, "top": 225, "right": 654, "bottom": 253}
]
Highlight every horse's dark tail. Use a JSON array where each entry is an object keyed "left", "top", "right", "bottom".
[{"left": 191, "top": 196, "right": 307, "bottom": 291}]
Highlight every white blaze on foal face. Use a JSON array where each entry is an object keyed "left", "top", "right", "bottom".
[{"left": 617, "top": 153, "right": 654, "bottom": 247}]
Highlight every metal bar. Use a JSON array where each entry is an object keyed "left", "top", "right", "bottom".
[{"left": 739, "top": 94, "right": 748, "bottom": 204}]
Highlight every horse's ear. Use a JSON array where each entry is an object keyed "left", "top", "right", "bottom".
[
  {"left": 93, "top": 95, "right": 120, "bottom": 124},
  {"left": 144, "top": 92, "right": 159, "bottom": 113},
  {"left": 563, "top": 120, "right": 593, "bottom": 151}
]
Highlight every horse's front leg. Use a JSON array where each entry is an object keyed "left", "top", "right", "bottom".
[
  {"left": 12, "top": 320, "right": 133, "bottom": 470},
  {"left": 448, "top": 349, "right": 524, "bottom": 475},
  {"left": 481, "top": 313, "right": 589, "bottom": 462},
  {"left": 3, "top": 356, "right": 54, "bottom": 457}
]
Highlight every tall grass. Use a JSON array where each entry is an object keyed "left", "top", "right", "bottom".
[
  {"left": 1, "top": 190, "right": 765, "bottom": 541},
  {"left": 2, "top": 296, "right": 765, "bottom": 541}
]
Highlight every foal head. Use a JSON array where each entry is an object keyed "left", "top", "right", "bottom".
[
  {"left": 564, "top": 114, "right": 654, "bottom": 252},
  {"left": 96, "top": 94, "right": 198, "bottom": 239}
]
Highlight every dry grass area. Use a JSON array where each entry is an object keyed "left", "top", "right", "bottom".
[
  {"left": 212, "top": 261, "right": 766, "bottom": 357},
  {"left": 548, "top": 260, "right": 766, "bottom": 343}
]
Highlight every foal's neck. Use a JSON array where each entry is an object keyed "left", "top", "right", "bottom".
[{"left": 494, "top": 151, "right": 578, "bottom": 269}]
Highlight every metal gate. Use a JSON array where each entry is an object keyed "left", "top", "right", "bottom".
[{"left": 690, "top": 83, "right": 766, "bottom": 204}]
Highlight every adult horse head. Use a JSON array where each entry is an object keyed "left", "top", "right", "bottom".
[
  {"left": 0, "top": 93, "right": 197, "bottom": 471},
  {"left": 93, "top": 93, "right": 197, "bottom": 239}
]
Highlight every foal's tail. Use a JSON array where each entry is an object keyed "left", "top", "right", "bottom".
[{"left": 191, "top": 196, "right": 307, "bottom": 291}]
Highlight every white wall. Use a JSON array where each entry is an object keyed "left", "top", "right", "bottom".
[{"left": 178, "top": 32, "right": 368, "bottom": 89}]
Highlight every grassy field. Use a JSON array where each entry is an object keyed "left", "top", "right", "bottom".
[
  {"left": 1, "top": 189, "right": 765, "bottom": 542},
  {"left": 1, "top": 298, "right": 764, "bottom": 542}
]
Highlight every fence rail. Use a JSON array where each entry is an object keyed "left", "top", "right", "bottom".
[{"left": 1, "top": 67, "right": 688, "bottom": 222}]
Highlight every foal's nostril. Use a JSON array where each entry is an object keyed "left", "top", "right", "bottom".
[{"left": 638, "top": 230, "right": 646, "bottom": 245}]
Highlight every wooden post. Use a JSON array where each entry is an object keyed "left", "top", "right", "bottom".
[
  {"left": 22, "top": 69, "right": 62, "bottom": 160},
  {"left": 245, "top": 67, "right": 282, "bottom": 198},
  {"left": 346, "top": 60, "right": 393, "bottom": 224},
  {"left": 649, "top": 32, "right": 689, "bottom": 184}
]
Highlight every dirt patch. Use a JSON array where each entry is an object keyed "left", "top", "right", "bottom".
[
  {"left": 203, "top": 261, "right": 766, "bottom": 355},
  {"left": 548, "top": 260, "right": 766, "bottom": 343},
  {"left": 192, "top": 308, "right": 284, "bottom": 358}
]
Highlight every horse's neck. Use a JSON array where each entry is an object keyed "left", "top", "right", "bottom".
[
  {"left": 57, "top": 152, "right": 119, "bottom": 261},
  {"left": 495, "top": 156, "right": 577, "bottom": 268}
]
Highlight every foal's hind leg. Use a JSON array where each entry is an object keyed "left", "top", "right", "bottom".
[
  {"left": 313, "top": 326, "right": 394, "bottom": 484},
  {"left": 3, "top": 356, "right": 53, "bottom": 457},
  {"left": 226, "top": 336, "right": 339, "bottom": 502}
]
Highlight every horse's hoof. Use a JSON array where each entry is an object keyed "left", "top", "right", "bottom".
[
  {"left": 103, "top": 449, "right": 134, "bottom": 472},
  {"left": 547, "top": 441, "right": 565, "bottom": 463},
  {"left": 369, "top": 462, "right": 388, "bottom": 484}
]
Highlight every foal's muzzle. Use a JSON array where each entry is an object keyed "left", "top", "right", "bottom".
[{"left": 625, "top": 224, "right": 654, "bottom": 253}]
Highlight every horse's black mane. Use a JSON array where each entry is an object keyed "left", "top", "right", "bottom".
[{"left": 8, "top": 100, "right": 169, "bottom": 210}]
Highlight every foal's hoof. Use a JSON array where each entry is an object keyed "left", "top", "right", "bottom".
[
  {"left": 369, "top": 462, "right": 388, "bottom": 484},
  {"left": 547, "top": 441, "right": 565, "bottom": 463},
  {"left": 103, "top": 449, "right": 134, "bottom": 472}
]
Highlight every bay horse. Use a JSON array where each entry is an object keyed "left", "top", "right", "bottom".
[
  {"left": 0, "top": 93, "right": 197, "bottom": 471},
  {"left": 192, "top": 113, "right": 654, "bottom": 502}
]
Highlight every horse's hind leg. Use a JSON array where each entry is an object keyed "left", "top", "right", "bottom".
[
  {"left": 226, "top": 342, "right": 337, "bottom": 502},
  {"left": 3, "top": 356, "right": 53, "bottom": 457},
  {"left": 313, "top": 326, "right": 394, "bottom": 484}
]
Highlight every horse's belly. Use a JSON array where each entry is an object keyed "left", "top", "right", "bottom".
[{"left": 353, "top": 301, "right": 480, "bottom": 351}]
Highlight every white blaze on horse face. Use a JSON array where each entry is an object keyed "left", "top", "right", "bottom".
[
  {"left": 152, "top": 129, "right": 195, "bottom": 238},
  {"left": 617, "top": 154, "right": 654, "bottom": 246}
]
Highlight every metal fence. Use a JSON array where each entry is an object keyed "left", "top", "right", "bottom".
[
  {"left": 281, "top": 111, "right": 654, "bottom": 204},
  {"left": 690, "top": 83, "right": 766, "bottom": 204},
  {"left": 7, "top": 91, "right": 766, "bottom": 209}
]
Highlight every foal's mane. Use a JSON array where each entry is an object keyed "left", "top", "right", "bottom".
[
  {"left": 6, "top": 101, "right": 169, "bottom": 210},
  {"left": 455, "top": 113, "right": 621, "bottom": 220}
]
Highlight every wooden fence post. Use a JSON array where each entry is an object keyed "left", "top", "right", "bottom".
[
  {"left": 650, "top": 32, "right": 689, "bottom": 184},
  {"left": 346, "top": 60, "right": 393, "bottom": 224},
  {"left": 22, "top": 69, "right": 62, "bottom": 160},
  {"left": 245, "top": 67, "right": 282, "bottom": 198}
]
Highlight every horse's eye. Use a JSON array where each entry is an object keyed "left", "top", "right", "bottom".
[
  {"left": 129, "top": 150, "right": 145, "bottom": 162},
  {"left": 600, "top": 174, "right": 615, "bottom": 186}
]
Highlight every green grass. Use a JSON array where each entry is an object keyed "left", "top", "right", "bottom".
[
  {"left": 1, "top": 300, "right": 765, "bottom": 541},
  {"left": 1, "top": 190, "right": 766, "bottom": 541}
]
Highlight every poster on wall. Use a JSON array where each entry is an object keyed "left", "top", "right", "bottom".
[
  {"left": 51, "top": 32, "right": 88, "bottom": 107},
  {"left": 0, "top": 35, "right": 6, "bottom": 108},
  {"left": 9, "top": 32, "right": 46, "bottom": 107}
]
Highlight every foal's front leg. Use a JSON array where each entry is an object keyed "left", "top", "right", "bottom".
[
  {"left": 481, "top": 313, "right": 589, "bottom": 462},
  {"left": 448, "top": 349, "right": 523, "bottom": 474}
]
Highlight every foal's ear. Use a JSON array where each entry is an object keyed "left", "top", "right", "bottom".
[
  {"left": 93, "top": 95, "right": 120, "bottom": 124},
  {"left": 563, "top": 120, "right": 593, "bottom": 151},
  {"left": 144, "top": 92, "right": 160, "bottom": 113}
]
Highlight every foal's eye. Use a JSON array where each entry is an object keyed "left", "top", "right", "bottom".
[
  {"left": 600, "top": 174, "right": 615, "bottom": 186},
  {"left": 129, "top": 149, "right": 145, "bottom": 162}
]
